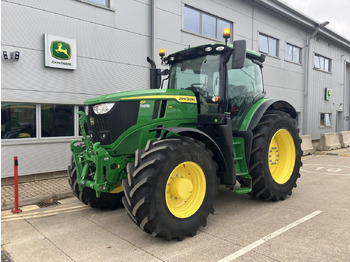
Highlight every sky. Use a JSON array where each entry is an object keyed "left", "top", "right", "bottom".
[{"left": 282, "top": 0, "right": 350, "bottom": 40}]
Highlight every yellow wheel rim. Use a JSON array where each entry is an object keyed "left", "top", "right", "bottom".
[
  {"left": 109, "top": 185, "right": 124, "bottom": 194},
  {"left": 268, "top": 129, "right": 296, "bottom": 184},
  {"left": 165, "top": 161, "right": 206, "bottom": 219}
]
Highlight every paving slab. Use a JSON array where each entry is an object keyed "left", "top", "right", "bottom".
[{"left": 1, "top": 177, "right": 73, "bottom": 211}]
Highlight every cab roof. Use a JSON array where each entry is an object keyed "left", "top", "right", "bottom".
[{"left": 164, "top": 42, "right": 265, "bottom": 65}]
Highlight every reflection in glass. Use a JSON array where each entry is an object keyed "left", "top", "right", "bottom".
[
  {"left": 1, "top": 103, "right": 36, "bottom": 139},
  {"left": 41, "top": 104, "right": 74, "bottom": 137},
  {"left": 184, "top": 6, "right": 200, "bottom": 34}
]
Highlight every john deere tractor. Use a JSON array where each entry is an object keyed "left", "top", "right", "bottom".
[{"left": 69, "top": 31, "right": 302, "bottom": 240}]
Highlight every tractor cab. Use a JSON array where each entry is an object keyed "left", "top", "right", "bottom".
[{"left": 164, "top": 41, "right": 266, "bottom": 130}]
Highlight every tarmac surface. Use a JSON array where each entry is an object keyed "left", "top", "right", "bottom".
[{"left": 1, "top": 147, "right": 350, "bottom": 261}]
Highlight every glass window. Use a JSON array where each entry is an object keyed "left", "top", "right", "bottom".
[
  {"left": 259, "top": 34, "right": 268, "bottom": 54},
  {"left": 184, "top": 6, "right": 200, "bottom": 34},
  {"left": 259, "top": 33, "right": 278, "bottom": 57},
  {"left": 168, "top": 54, "right": 221, "bottom": 114},
  {"left": 325, "top": 59, "right": 329, "bottom": 72},
  {"left": 227, "top": 58, "right": 263, "bottom": 109},
  {"left": 319, "top": 56, "right": 325, "bottom": 70},
  {"left": 314, "top": 54, "right": 331, "bottom": 72},
  {"left": 285, "top": 43, "right": 301, "bottom": 63},
  {"left": 320, "top": 113, "right": 332, "bottom": 127},
  {"left": 41, "top": 104, "right": 74, "bottom": 137},
  {"left": 268, "top": 37, "right": 277, "bottom": 56},
  {"left": 292, "top": 46, "right": 300, "bottom": 63},
  {"left": 217, "top": 19, "right": 231, "bottom": 41},
  {"left": 202, "top": 13, "right": 216, "bottom": 38},
  {"left": 227, "top": 57, "right": 263, "bottom": 129},
  {"left": 314, "top": 55, "right": 320, "bottom": 69},
  {"left": 285, "top": 43, "right": 293, "bottom": 62},
  {"left": 184, "top": 5, "right": 232, "bottom": 42},
  {"left": 87, "top": 0, "right": 109, "bottom": 7},
  {"left": 1, "top": 103, "right": 36, "bottom": 139}
]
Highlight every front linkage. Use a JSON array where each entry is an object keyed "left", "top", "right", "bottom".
[{"left": 70, "top": 111, "right": 128, "bottom": 197}]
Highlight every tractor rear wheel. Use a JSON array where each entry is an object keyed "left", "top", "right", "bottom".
[
  {"left": 122, "top": 137, "right": 218, "bottom": 240},
  {"left": 249, "top": 110, "right": 302, "bottom": 200},
  {"left": 68, "top": 155, "right": 124, "bottom": 210}
]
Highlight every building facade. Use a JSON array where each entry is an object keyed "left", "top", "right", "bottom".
[{"left": 2, "top": 0, "right": 350, "bottom": 179}]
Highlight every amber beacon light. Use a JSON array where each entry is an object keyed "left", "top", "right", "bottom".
[
  {"left": 223, "top": 28, "right": 231, "bottom": 45},
  {"left": 159, "top": 48, "right": 165, "bottom": 58}
]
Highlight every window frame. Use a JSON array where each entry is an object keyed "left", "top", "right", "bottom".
[
  {"left": 40, "top": 104, "right": 75, "bottom": 139},
  {"left": 88, "top": 0, "right": 109, "bottom": 7},
  {"left": 320, "top": 113, "right": 332, "bottom": 127},
  {"left": 76, "top": 0, "right": 114, "bottom": 11},
  {"left": 1, "top": 103, "right": 82, "bottom": 143},
  {"left": 258, "top": 33, "right": 279, "bottom": 57},
  {"left": 183, "top": 5, "right": 233, "bottom": 42},
  {"left": 1, "top": 102, "right": 38, "bottom": 140},
  {"left": 285, "top": 42, "right": 302, "bottom": 64},
  {"left": 314, "top": 53, "right": 332, "bottom": 73}
]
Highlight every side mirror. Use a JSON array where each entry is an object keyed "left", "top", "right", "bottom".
[
  {"left": 232, "top": 40, "right": 246, "bottom": 69},
  {"left": 147, "top": 57, "right": 161, "bottom": 89}
]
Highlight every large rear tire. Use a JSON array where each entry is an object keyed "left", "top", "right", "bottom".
[
  {"left": 122, "top": 137, "right": 218, "bottom": 240},
  {"left": 249, "top": 110, "right": 302, "bottom": 200},
  {"left": 68, "top": 155, "right": 124, "bottom": 210}
]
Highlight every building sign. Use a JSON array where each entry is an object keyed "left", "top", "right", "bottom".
[{"left": 44, "top": 34, "right": 77, "bottom": 70}]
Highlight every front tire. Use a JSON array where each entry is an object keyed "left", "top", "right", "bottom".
[
  {"left": 249, "top": 111, "right": 302, "bottom": 200},
  {"left": 68, "top": 155, "right": 124, "bottom": 210},
  {"left": 122, "top": 137, "right": 218, "bottom": 240}
]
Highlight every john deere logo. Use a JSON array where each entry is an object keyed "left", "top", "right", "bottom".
[
  {"left": 90, "top": 117, "right": 95, "bottom": 126},
  {"left": 51, "top": 41, "right": 71, "bottom": 60}
]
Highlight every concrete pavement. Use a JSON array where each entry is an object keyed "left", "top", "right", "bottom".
[{"left": 1, "top": 150, "right": 350, "bottom": 262}]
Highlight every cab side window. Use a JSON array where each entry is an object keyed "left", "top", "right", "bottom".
[{"left": 227, "top": 57, "right": 263, "bottom": 129}]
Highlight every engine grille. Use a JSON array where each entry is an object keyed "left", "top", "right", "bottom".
[{"left": 86, "top": 101, "right": 139, "bottom": 145}]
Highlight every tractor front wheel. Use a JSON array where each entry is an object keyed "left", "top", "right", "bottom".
[
  {"left": 68, "top": 156, "right": 124, "bottom": 210},
  {"left": 249, "top": 110, "right": 302, "bottom": 200},
  {"left": 122, "top": 137, "right": 218, "bottom": 240}
]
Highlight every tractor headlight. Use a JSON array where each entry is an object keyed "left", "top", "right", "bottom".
[{"left": 92, "top": 103, "right": 115, "bottom": 115}]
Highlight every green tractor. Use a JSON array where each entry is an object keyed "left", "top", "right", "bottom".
[{"left": 69, "top": 32, "right": 302, "bottom": 241}]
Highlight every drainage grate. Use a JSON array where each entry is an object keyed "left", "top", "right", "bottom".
[{"left": 37, "top": 200, "right": 61, "bottom": 208}]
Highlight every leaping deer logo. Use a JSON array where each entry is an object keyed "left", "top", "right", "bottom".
[
  {"left": 55, "top": 43, "right": 70, "bottom": 59},
  {"left": 51, "top": 41, "right": 71, "bottom": 60}
]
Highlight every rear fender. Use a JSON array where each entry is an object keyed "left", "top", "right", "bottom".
[{"left": 247, "top": 99, "right": 297, "bottom": 131}]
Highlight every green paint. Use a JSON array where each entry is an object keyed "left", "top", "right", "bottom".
[
  {"left": 239, "top": 98, "right": 274, "bottom": 131},
  {"left": 71, "top": 90, "right": 198, "bottom": 196}
]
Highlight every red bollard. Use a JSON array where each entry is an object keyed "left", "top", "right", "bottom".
[{"left": 11, "top": 156, "right": 22, "bottom": 214}]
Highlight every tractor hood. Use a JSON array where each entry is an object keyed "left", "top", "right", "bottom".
[{"left": 84, "top": 88, "right": 197, "bottom": 105}]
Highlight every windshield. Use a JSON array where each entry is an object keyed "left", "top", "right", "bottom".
[{"left": 168, "top": 54, "right": 221, "bottom": 114}]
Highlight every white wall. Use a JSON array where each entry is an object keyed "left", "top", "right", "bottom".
[{"left": 2, "top": 0, "right": 350, "bottom": 177}]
